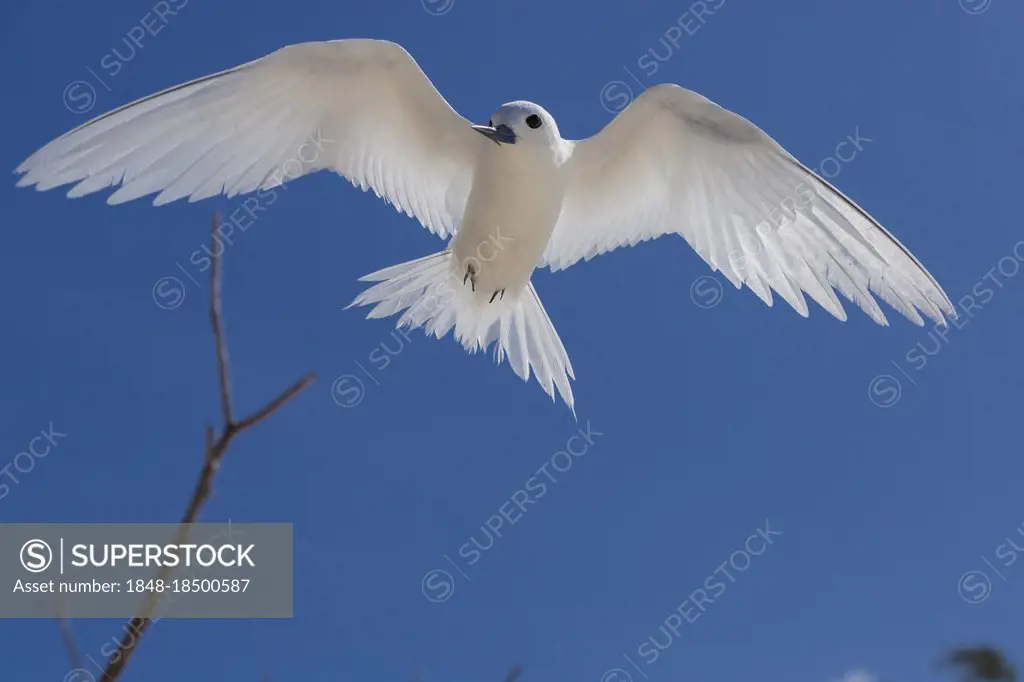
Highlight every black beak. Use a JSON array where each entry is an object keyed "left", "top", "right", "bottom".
[{"left": 471, "top": 123, "right": 517, "bottom": 145}]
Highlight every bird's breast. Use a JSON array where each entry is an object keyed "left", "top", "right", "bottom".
[{"left": 451, "top": 151, "right": 566, "bottom": 297}]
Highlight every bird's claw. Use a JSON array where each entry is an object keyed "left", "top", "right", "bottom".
[
  {"left": 489, "top": 288, "right": 506, "bottom": 304},
  {"left": 463, "top": 263, "right": 476, "bottom": 292}
]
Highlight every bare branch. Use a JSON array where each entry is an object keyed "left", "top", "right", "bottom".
[
  {"left": 96, "top": 213, "right": 315, "bottom": 682},
  {"left": 56, "top": 614, "right": 84, "bottom": 673},
  {"left": 210, "top": 213, "right": 234, "bottom": 425},
  {"left": 234, "top": 374, "right": 316, "bottom": 432}
]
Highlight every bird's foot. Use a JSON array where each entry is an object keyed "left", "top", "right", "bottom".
[
  {"left": 488, "top": 288, "right": 506, "bottom": 304},
  {"left": 463, "top": 263, "right": 476, "bottom": 292}
]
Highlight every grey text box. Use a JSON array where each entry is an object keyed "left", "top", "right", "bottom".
[{"left": 0, "top": 523, "right": 292, "bottom": 618}]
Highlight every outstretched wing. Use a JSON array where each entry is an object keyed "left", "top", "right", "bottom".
[
  {"left": 543, "top": 84, "right": 954, "bottom": 326},
  {"left": 16, "top": 39, "right": 481, "bottom": 238}
]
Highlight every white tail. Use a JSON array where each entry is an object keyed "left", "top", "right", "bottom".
[{"left": 347, "top": 250, "right": 575, "bottom": 413}]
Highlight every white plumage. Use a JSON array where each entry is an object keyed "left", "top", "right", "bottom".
[{"left": 16, "top": 38, "right": 955, "bottom": 413}]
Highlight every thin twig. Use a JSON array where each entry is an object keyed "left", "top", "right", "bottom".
[
  {"left": 56, "top": 613, "right": 85, "bottom": 673},
  {"left": 234, "top": 375, "right": 315, "bottom": 432},
  {"left": 210, "top": 213, "right": 234, "bottom": 425},
  {"left": 97, "top": 212, "right": 315, "bottom": 682}
]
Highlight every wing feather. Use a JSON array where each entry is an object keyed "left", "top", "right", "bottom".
[
  {"left": 16, "top": 39, "right": 481, "bottom": 238},
  {"left": 543, "top": 84, "right": 954, "bottom": 326}
]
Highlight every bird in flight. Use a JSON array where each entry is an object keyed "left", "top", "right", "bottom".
[{"left": 16, "top": 39, "right": 955, "bottom": 414}]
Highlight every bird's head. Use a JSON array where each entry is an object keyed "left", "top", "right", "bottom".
[{"left": 472, "top": 101, "right": 562, "bottom": 149}]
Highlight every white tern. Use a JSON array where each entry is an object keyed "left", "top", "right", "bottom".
[{"left": 15, "top": 39, "right": 955, "bottom": 413}]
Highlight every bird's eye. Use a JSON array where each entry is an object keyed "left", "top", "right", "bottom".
[{"left": 525, "top": 114, "right": 542, "bottom": 129}]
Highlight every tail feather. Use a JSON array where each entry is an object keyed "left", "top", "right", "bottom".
[{"left": 347, "top": 249, "right": 575, "bottom": 413}]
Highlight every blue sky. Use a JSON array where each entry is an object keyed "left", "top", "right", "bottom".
[{"left": 2, "top": 0, "right": 1023, "bottom": 681}]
